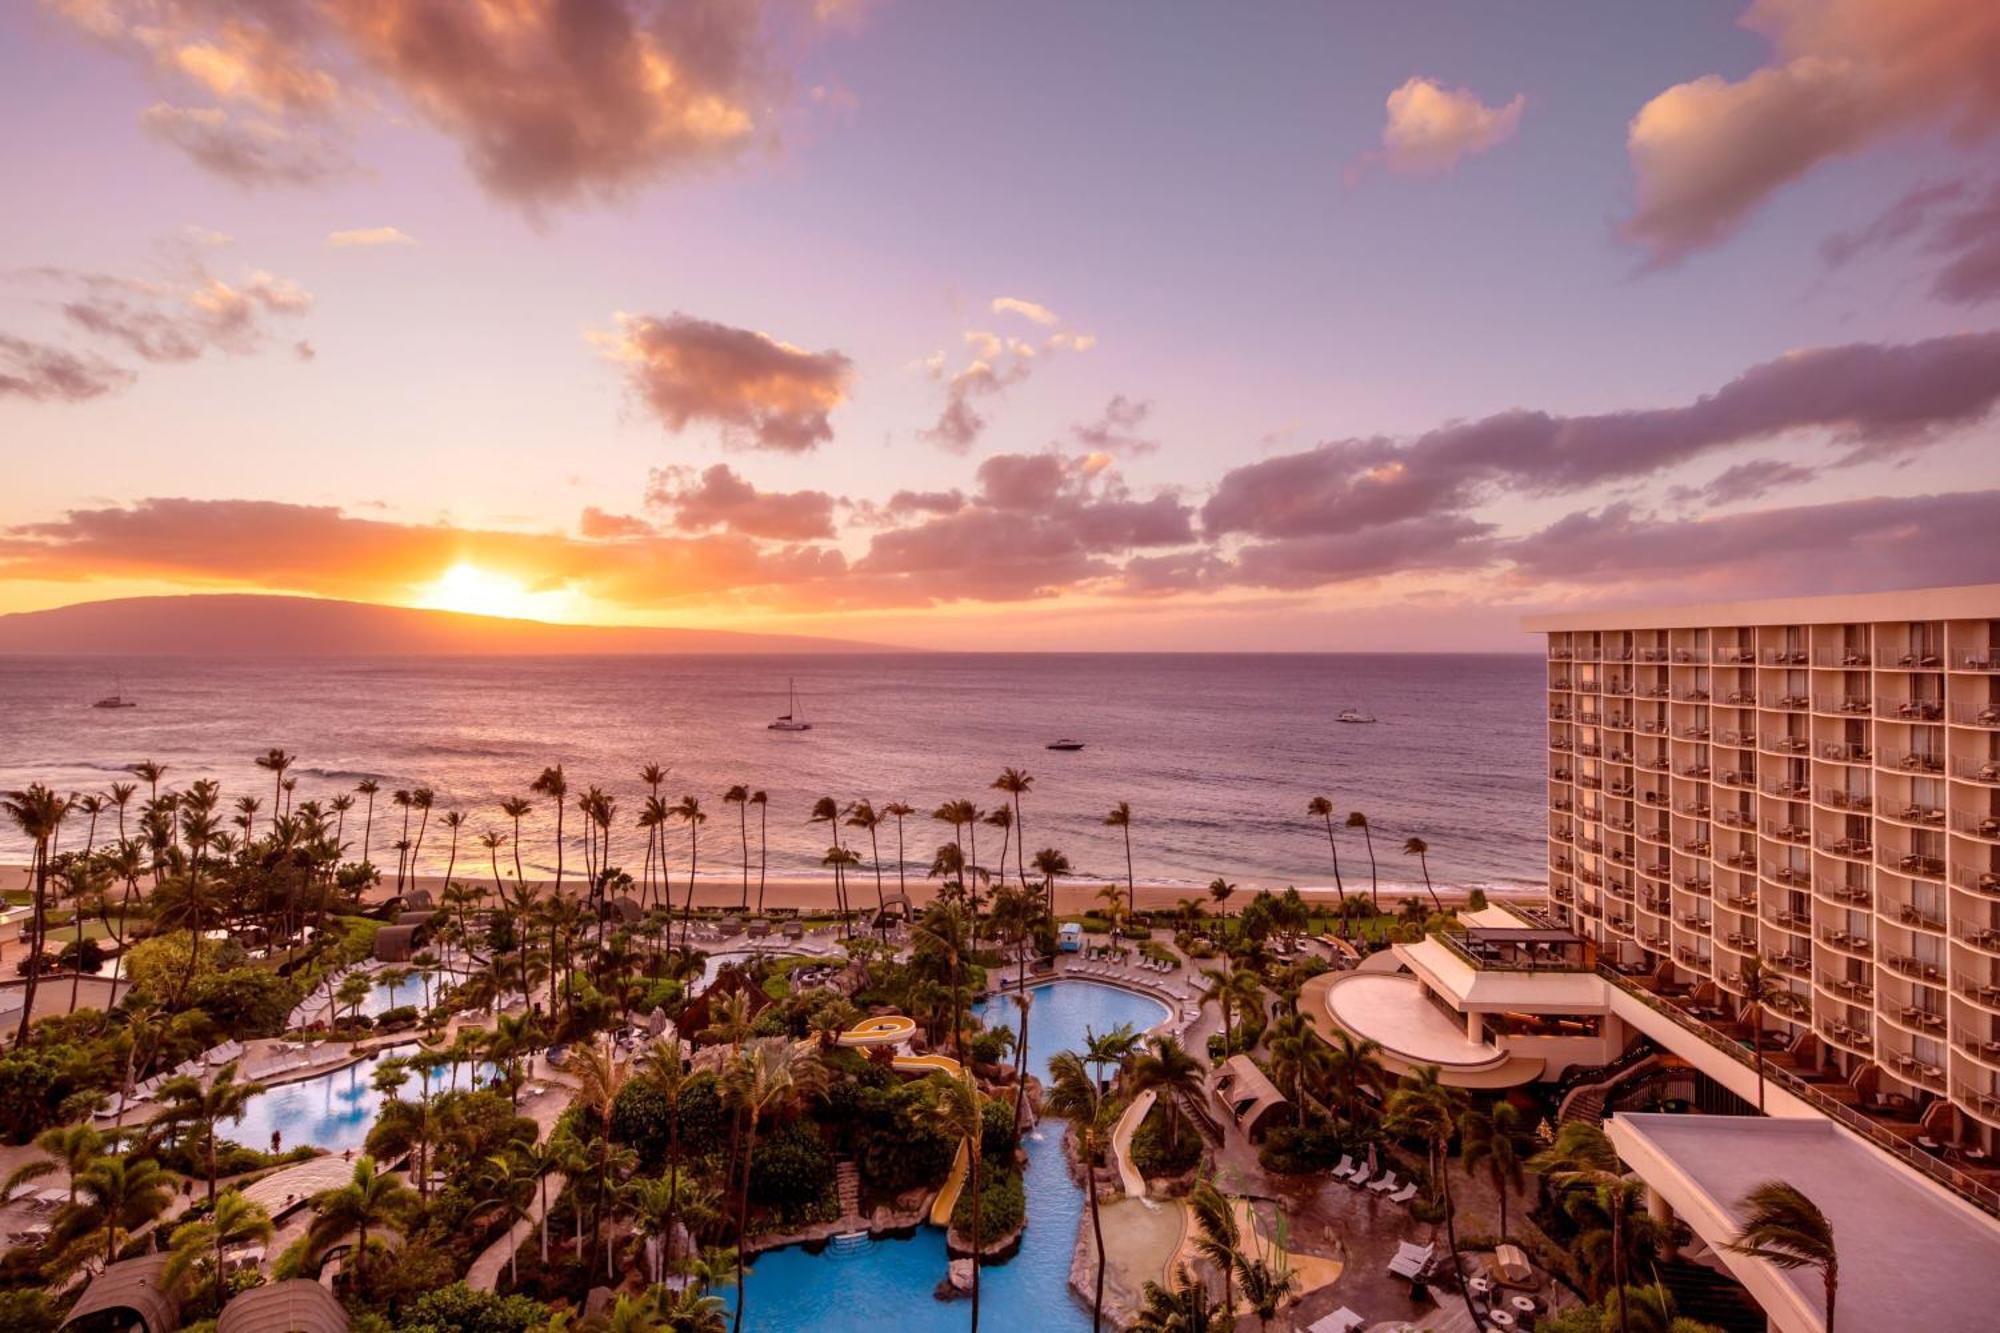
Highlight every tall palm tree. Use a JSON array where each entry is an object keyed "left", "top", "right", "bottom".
[
  {"left": 1103, "top": 801, "right": 1136, "bottom": 917},
  {"left": 882, "top": 800, "right": 913, "bottom": 903},
  {"left": 673, "top": 795, "right": 707, "bottom": 947},
  {"left": 725, "top": 1038, "right": 826, "bottom": 1333},
  {"left": 498, "top": 795, "right": 532, "bottom": 887},
  {"left": 750, "top": 790, "right": 769, "bottom": 912},
  {"left": 532, "top": 766, "right": 569, "bottom": 894},
  {"left": 640, "top": 764, "right": 669, "bottom": 900},
  {"left": 4, "top": 1123, "right": 103, "bottom": 1209},
  {"left": 1130, "top": 1035, "right": 1203, "bottom": 1154},
  {"left": 981, "top": 804, "right": 1014, "bottom": 889},
  {"left": 1726, "top": 1180, "right": 1837, "bottom": 1333},
  {"left": 846, "top": 800, "right": 888, "bottom": 930},
  {"left": 355, "top": 779, "right": 381, "bottom": 870},
  {"left": 1460, "top": 1101, "right": 1527, "bottom": 1240},
  {"left": 1402, "top": 835, "right": 1441, "bottom": 912},
  {"left": 929, "top": 1069, "right": 989, "bottom": 1333},
  {"left": 1186, "top": 1180, "right": 1241, "bottom": 1317},
  {"left": 1531, "top": 1121, "right": 1640, "bottom": 1333},
  {"left": 1345, "top": 811, "right": 1380, "bottom": 913},
  {"left": 637, "top": 1036, "right": 693, "bottom": 1274},
  {"left": 1046, "top": 1049, "right": 1116, "bottom": 1332},
  {"left": 164, "top": 1188, "right": 272, "bottom": 1305},
  {"left": 1386, "top": 1064, "right": 1476, "bottom": 1326},
  {"left": 991, "top": 767, "right": 1034, "bottom": 888},
  {"left": 152, "top": 1060, "right": 267, "bottom": 1206},
  {"left": 475, "top": 1149, "right": 537, "bottom": 1289},
  {"left": 1305, "top": 797, "right": 1350, "bottom": 938},
  {"left": 569, "top": 1039, "right": 632, "bottom": 1279},
  {"left": 309, "top": 1154, "right": 416, "bottom": 1291},
  {"left": 75, "top": 1153, "right": 177, "bottom": 1265},
  {"left": 810, "top": 796, "right": 849, "bottom": 929},
  {"left": 482, "top": 829, "right": 509, "bottom": 895},
  {"left": 1133, "top": 1265, "right": 1225, "bottom": 1332},
  {"left": 1031, "top": 847, "right": 1071, "bottom": 921},
  {"left": 408, "top": 787, "right": 437, "bottom": 882},
  {"left": 4, "top": 784, "right": 70, "bottom": 1044},
  {"left": 107, "top": 780, "right": 137, "bottom": 844},
  {"left": 254, "top": 749, "right": 294, "bottom": 832},
  {"left": 1738, "top": 955, "right": 1781, "bottom": 1113},
  {"left": 440, "top": 810, "right": 467, "bottom": 886},
  {"left": 724, "top": 785, "right": 751, "bottom": 910}
]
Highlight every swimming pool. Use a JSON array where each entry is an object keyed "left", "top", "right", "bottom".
[
  {"left": 725, "top": 980, "right": 1168, "bottom": 1330},
  {"left": 230, "top": 1044, "right": 495, "bottom": 1155}
]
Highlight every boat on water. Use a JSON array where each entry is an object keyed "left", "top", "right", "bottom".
[
  {"left": 1045, "top": 738, "right": 1086, "bottom": 751},
  {"left": 1337, "top": 709, "right": 1377, "bottom": 724},
  {"left": 91, "top": 695, "right": 138, "bottom": 709},
  {"left": 768, "top": 678, "right": 812, "bottom": 732}
]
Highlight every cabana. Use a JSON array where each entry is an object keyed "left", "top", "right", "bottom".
[
  {"left": 1211, "top": 1054, "right": 1289, "bottom": 1141},
  {"left": 218, "top": 1279, "right": 350, "bottom": 1333},
  {"left": 1058, "top": 921, "right": 1083, "bottom": 953},
  {"left": 60, "top": 1254, "right": 179, "bottom": 1333},
  {"left": 399, "top": 888, "right": 434, "bottom": 911},
  {"left": 374, "top": 922, "right": 428, "bottom": 963},
  {"left": 393, "top": 911, "right": 434, "bottom": 928},
  {"left": 607, "top": 896, "right": 644, "bottom": 925}
]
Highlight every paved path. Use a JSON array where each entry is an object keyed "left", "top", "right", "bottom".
[{"left": 466, "top": 1170, "right": 567, "bottom": 1292}]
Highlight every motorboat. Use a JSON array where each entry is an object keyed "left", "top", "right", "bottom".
[
  {"left": 768, "top": 678, "right": 813, "bottom": 731},
  {"left": 1337, "top": 709, "right": 1377, "bottom": 724},
  {"left": 1045, "top": 739, "right": 1086, "bottom": 751},
  {"left": 91, "top": 695, "right": 138, "bottom": 709}
]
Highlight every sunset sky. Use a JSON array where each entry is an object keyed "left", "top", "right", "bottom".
[{"left": 2, "top": 0, "right": 1997, "bottom": 650}]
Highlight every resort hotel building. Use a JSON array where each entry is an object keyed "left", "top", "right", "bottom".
[{"left": 1298, "top": 584, "right": 2000, "bottom": 1333}]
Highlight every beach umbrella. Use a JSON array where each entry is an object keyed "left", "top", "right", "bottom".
[{"left": 648, "top": 1006, "right": 668, "bottom": 1037}]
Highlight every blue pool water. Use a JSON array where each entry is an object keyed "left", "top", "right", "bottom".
[
  {"left": 726, "top": 981, "right": 1168, "bottom": 1331},
  {"left": 230, "top": 1045, "right": 494, "bottom": 1155}
]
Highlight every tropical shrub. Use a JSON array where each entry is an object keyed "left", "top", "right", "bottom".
[
  {"left": 952, "top": 1167, "right": 1025, "bottom": 1239},
  {"left": 1257, "top": 1122, "right": 1344, "bottom": 1175},
  {"left": 395, "top": 1283, "right": 550, "bottom": 1333},
  {"left": 749, "top": 1119, "right": 835, "bottom": 1219},
  {"left": 1129, "top": 1101, "right": 1201, "bottom": 1178}
]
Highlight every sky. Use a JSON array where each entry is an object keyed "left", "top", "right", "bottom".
[{"left": 1, "top": 0, "right": 1997, "bottom": 651}]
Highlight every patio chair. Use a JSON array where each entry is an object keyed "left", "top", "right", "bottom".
[
  {"left": 1307, "top": 1309, "right": 1366, "bottom": 1333},
  {"left": 1332, "top": 1154, "right": 1356, "bottom": 1179},
  {"left": 1369, "top": 1170, "right": 1402, "bottom": 1194},
  {"left": 1387, "top": 1182, "right": 1417, "bottom": 1205},
  {"left": 1347, "top": 1167, "right": 1373, "bottom": 1189}
]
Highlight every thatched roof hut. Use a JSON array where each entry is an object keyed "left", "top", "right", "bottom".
[
  {"left": 60, "top": 1254, "right": 179, "bottom": 1333},
  {"left": 219, "top": 1279, "right": 350, "bottom": 1333},
  {"left": 374, "top": 923, "right": 428, "bottom": 962}
]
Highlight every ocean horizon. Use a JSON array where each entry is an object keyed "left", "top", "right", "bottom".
[{"left": 0, "top": 651, "right": 1548, "bottom": 892}]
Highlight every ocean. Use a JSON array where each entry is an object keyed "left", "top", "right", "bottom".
[{"left": 0, "top": 653, "right": 1546, "bottom": 894}]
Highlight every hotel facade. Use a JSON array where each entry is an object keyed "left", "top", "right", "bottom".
[{"left": 1524, "top": 586, "right": 2000, "bottom": 1148}]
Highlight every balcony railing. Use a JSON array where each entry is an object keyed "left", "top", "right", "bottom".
[
  {"left": 1955, "top": 652, "right": 2000, "bottom": 672},
  {"left": 1764, "top": 694, "right": 1811, "bottom": 711},
  {"left": 1680, "top": 877, "right": 1712, "bottom": 896},
  {"left": 1761, "top": 820, "right": 1811, "bottom": 843},
  {"left": 1890, "top": 651, "right": 1945, "bottom": 669},
  {"left": 1956, "top": 811, "right": 2000, "bottom": 841},
  {"left": 1820, "top": 741, "right": 1874, "bottom": 764},
  {"left": 1716, "top": 768, "right": 1758, "bottom": 790},
  {"left": 1895, "top": 905, "right": 1945, "bottom": 934},
  {"left": 1818, "top": 837, "right": 1873, "bottom": 862},
  {"left": 1880, "top": 699, "right": 1947, "bottom": 723},
  {"left": 1820, "top": 928, "right": 1872, "bottom": 956},
  {"left": 1883, "top": 849, "right": 1947, "bottom": 880},
  {"left": 1822, "top": 882, "right": 1871, "bottom": 907},
  {"left": 1884, "top": 952, "right": 1947, "bottom": 984},
  {"left": 1815, "top": 648, "right": 1872, "bottom": 668},
  {"left": 1763, "top": 735, "right": 1813, "bottom": 755},
  {"left": 1764, "top": 649, "right": 1811, "bottom": 666},
  {"left": 1817, "top": 788, "right": 1872, "bottom": 812},
  {"left": 1889, "top": 802, "right": 1948, "bottom": 828},
  {"left": 1716, "top": 648, "right": 1758, "bottom": 665},
  {"left": 1956, "top": 867, "right": 2000, "bottom": 897},
  {"left": 1884, "top": 749, "right": 1946, "bottom": 775},
  {"left": 1956, "top": 757, "right": 2000, "bottom": 785},
  {"left": 1814, "top": 695, "right": 1875, "bottom": 716},
  {"left": 1960, "top": 925, "right": 2000, "bottom": 954}
]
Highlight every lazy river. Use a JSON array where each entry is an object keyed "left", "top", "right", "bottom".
[{"left": 726, "top": 979, "right": 1170, "bottom": 1331}]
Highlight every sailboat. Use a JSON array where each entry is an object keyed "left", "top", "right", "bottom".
[
  {"left": 1337, "top": 708, "right": 1377, "bottom": 724},
  {"left": 768, "top": 678, "right": 813, "bottom": 732},
  {"left": 92, "top": 675, "right": 138, "bottom": 709}
]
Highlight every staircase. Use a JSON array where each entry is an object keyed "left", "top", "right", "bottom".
[
  {"left": 1658, "top": 1257, "right": 1766, "bottom": 1333},
  {"left": 1559, "top": 1086, "right": 1608, "bottom": 1127},
  {"left": 835, "top": 1160, "right": 862, "bottom": 1223},
  {"left": 1179, "top": 1088, "right": 1225, "bottom": 1146}
]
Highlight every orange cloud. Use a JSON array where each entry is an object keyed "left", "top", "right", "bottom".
[
  {"left": 603, "top": 312, "right": 854, "bottom": 453},
  {"left": 1624, "top": 0, "right": 2000, "bottom": 262},
  {"left": 1372, "top": 76, "right": 1525, "bottom": 176}
]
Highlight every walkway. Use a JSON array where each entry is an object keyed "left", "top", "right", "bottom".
[{"left": 466, "top": 1171, "right": 567, "bottom": 1292}]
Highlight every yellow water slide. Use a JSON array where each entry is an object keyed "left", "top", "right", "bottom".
[{"left": 930, "top": 1138, "right": 969, "bottom": 1227}]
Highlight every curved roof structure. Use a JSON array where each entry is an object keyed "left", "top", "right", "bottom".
[
  {"left": 1300, "top": 970, "right": 1541, "bottom": 1088},
  {"left": 61, "top": 1254, "right": 178, "bottom": 1333},
  {"left": 373, "top": 923, "right": 427, "bottom": 962},
  {"left": 1212, "top": 1054, "right": 1289, "bottom": 1140},
  {"left": 219, "top": 1280, "right": 349, "bottom": 1333}
]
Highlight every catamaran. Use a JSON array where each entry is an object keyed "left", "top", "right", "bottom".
[{"left": 768, "top": 678, "right": 812, "bottom": 731}]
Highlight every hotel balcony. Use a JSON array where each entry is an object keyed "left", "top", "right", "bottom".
[
  {"left": 1679, "top": 838, "right": 1712, "bottom": 858},
  {"left": 1716, "top": 808, "right": 1755, "bottom": 831},
  {"left": 1722, "top": 928, "right": 1758, "bottom": 950},
  {"left": 1815, "top": 647, "right": 1873, "bottom": 668},
  {"left": 1762, "top": 733, "right": 1814, "bottom": 756},
  {"left": 1549, "top": 736, "right": 1574, "bottom": 752},
  {"left": 1716, "top": 647, "right": 1758, "bottom": 665},
  {"left": 1719, "top": 727, "right": 1757, "bottom": 747},
  {"left": 1823, "top": 975, "right": 1874, "bottom": 1004},
  {"left": 1885, "top": 1049, "right": 1949, "bottom": 1093},
  {"left": 1762, "top": 777, "right": 1813, "bottom": 800},
  {"left": 1821, "top": 1017, "right": 1875, "bottom": 1056},
  {"left": 1766, "top": 864, "right": 1813, "bottom": 890},
  {"left": 1958, "top": 1035, "right": 2000, "bottom": 1070},
  {"left": 1819, "top": 927, "right": 1873, "bottom": 959},
  {"left": 1677, "top": 687, "right": 1712, "bottom": 703},
  {"left": 1821, "top": 740, "right": 1875, "bottom": 764},
  {"left": 1889, "top": 650, "right": 1946, "bottom": 670},
  {"left": 1722, "top": 850, "right": 1760, "bottom": 873},
  {"left": 1881, "top": 847, "right": 1947, "bottom": 881},
  {"left": 1955, "top": 811, "right": 2000, "bottom": 843},
  {"left": 1549, "top": 703, "right": 1574, "bottom": 720},
  {"left": 1821, "top": 881, "right": 1872, "bottom": 908},
  {"left": 1884, "top": 801, "right": 1949, "bottom": 830},
  {"left": 1880, "top": 699, "right": 1948, "bottom": 723},
  {"left": 1638, "top": 718, "right": 1670, "bottom": 735},
  {"left": 1817, "top": 787, "right": 1873, "bottom": 813},
  {"left": 1884, "top": 952, "right": 1948, "bottom": 986},
  {"left": 1818, "top": 835, "right": 1875, "bottom": 863},
  {"left": 1954, "top": 756, "right": 2000, "bottom": 785},
  {"left": 1675, "top": 799, "right": 1713, "bottom": 819},
  {"left": 1762, "top": 818, "right": 1812, "bottom": 844},
  {"left": 1608, "top": 780, "right": 1635, "bottom": 798},
  {"left": 1642, "top": 754, "right": 1671, "bottom": 772},
  {"left": 1715, "top": 767, "right": 1758, "bottom": 791},
  {"left": 1764, "top": 648, "right": 1812, "bottom": 667},
  {"left": 1956, "top": 866, "right": 2000, "bottom": 898},
  {"left": 1680, "top": 723, "right": 1712, "bottom": 741},
  {"left": 1883, "top": 748, "right": 1947, "bottom": 776},
  {"left": 1768, "top": 907, "right": 1812, "bottom": 931},
  {"left": 1640, "top": 683, "right": 1673, "bottom": 699},
  {"left": 1959, "top": 978, "right": 2000, "bottom": 1012},
  {"left": 1955, "top": 651, "right": 2000, "bottom": 672},
  {"left": 1960, "top": 925, "right": 2000, "bottom": 957},
  {"left": 1814, "top": 694, "right": 1876, "bottom": 717},
  {"left": 1678, "top": 761, "right": 1712, "bottom": 779},
  {"left": 1680, "top": 876, "right": 1713, "bottom": 896},
  {"left": 1641, "top": 789, "right": 1670, "bottom": 808},
  {"left": 1551, "top": 885, "right": 1575, "bottom": 903},
  {"left": 1549, "top": 795, "right": 1574, "bottom": 813},
  {"left": 1764, "top": 693, "right": 1811, "bottom": 711},
  {"left": 1894, "top": 904, "right": 1947, "bottom": 935}
]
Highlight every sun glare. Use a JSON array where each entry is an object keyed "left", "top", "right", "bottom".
[{"left": 416, "top": 562, "right": 571, "bottom": 622}]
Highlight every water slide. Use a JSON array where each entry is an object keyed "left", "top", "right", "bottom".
[
  {"left": 836, "top": 1014, "right": 964, "bottom": 1075},
  {"left": 930, "top": 1138, "right": 970, "bottom": 1227},
  {"left": 1110, "top": 1088, "right": 1156, "bottom": 1198}
]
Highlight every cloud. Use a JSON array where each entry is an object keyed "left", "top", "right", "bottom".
[
  {"left": 327, "top": 226, "right": 416, "bottom": 247},
  {"left": 142, "top": 103, "right": 349, "bottom": 186},
  {"left": 920, "top": 356, "right": 1032, "bottom": 453},
  {"left": 57, "top": 1, "right": 854, "bottom": 211},
  {"left": 920, "top": 311, "right": 1096, "bottom": 453},
  {"left": 991, "top": 296, "right": 1059, "bottom": 326},
  {"left": 0, "top": 334, "right": 134, "bottom": 402},
  {"left": 1370, "top": 76, "right": 1525, "bottom": 175},
  {"left": 1203, "top": 330, "right": 2000, "bottom": 543},
  {"left": 577, "top": 506, "right": 655, "bottom": 539},
  {"left": 645, "top": 463, "right": 838, "bottom": 540},
  {"left": 54, "top": 265, "right": 313, "bottom": 363},
  {"left": 1069, "top": 393, "right": 1157, "bottom": 456},
  {"left": 603, "top": 312, "right": 853, "bottom": 453},
  {"left": 1505, "top": 491, "right": 2000, "bottom": 591},
  {"left": 1231, "top": 515, "right": 1498, "bottom": 590},
  {"left": 0, "top": 496, "right": 846, "bottom": 609},
  {"left": 1680, "top": 458, "right": 1818, "bottom": 507},
  {"left": 1623, "top": 0, "right": 2000, "bottom": 263},
  {"left": 1823, "top": 180, "right": 2000, "bottom": 306}
]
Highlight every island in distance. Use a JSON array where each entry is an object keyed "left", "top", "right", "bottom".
[{"left": 0, "top": 594, "right": 890, "bottom": 656}]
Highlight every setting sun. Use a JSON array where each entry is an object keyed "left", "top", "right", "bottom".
[{"left": 416, "top": 562, "right": 574, "bottom": 622}]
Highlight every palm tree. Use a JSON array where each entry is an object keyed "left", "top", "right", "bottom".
[
  {"left": 571, "top": 1039, "right": 633, "bottom": 1279},
  {"left": 4, "top": 1123, "right": 103, "bottom": 1209},
  {"left": 725, "top": 1038, "right": 825, "bottom": 1333},
  {"left": 1532, "top": 1121, "right": 1641, "bottom": 1333},
  {"left": 475, "top": 1148, "right": 539, "bottom": 1289},
  {"left": 5, "top": 784, "right": 70, "bottom": 1043},
  {"left": 1130, "top": 1035, "right": 1203, "bottom": 1155},
  {"left": 637, "top": 1036, "right": 693, "bottom": 1274},
  {"left": 1460, "top": 1101, "right": 1527, "bottom": 1240},
  {"left": 981, "top": 804, "right": 1013, "bottom": 889},
  {"left": 1031, "top": 847, "right": 1071, "bottom": 922},
  {"left": 750, "top": 790, "right": 769, "bottom": 911},
  {"left": 532, "top": 766, "right": 569, "bottom": 894},
  {"left": 1133, "top": 1265, "right": 1225, "bottom": 1332},
  {"left": 882, "top": 800, "right": 913, "bottom": 902},
  {"left": 309, "top": 1154, "right": 416, "bottom": 1290},
  {"left": 991, "top": 767, "right": 1033, "bottom": 888},
  {"left": 1187, "top": 1180, "right": 1241, "bottom": 1317},
  {"left": 355, "top": 778, "right": 381, "bottom": 870},
  {"left": 1103, "top": 801, "right": 1136, "bottom": 917},
  {"left": 1265, "top": 1011, "right": 1328, "bottom": 1128},
  {"left": 1305, "top": 797, "right": 1350, "bottom": 938},
  {"left": 1346, "top": 810, "right": 1381, "bottom": 913},
  {"left": 810, "top": 796, "right": 848, "bottom": 928},
  {"left": 498, "top": 795, "right": 532, "bottom": 887},
  {"left": 1386, "top": 1064, "right": 1476, "bottom": 1326},
  {"left": 1235, "top": 1245, "right": 1302, "bottom": 1331},
  {"left": 1725, "top": 1180, "right": 1837, "bottom": 1333},
  {"left": 722, "top": 785, "right": 750, "bottom": 910},
  {"left": 164, "top": 1188, "right": 272, "bottom": 1305},
  {"left": 1046, "top": 1049, "right": 1115, "bottom": 1332},
  {"left": 639, "top": 763, "right": 669, "bottom": 900},
  {"left": 252, "top": 748, "right": 293, "bottom": 831},
  {"left": 75, "top": 1153, "right": 177, "bottom": 1265},
  {"left": 1207, "top": 876, "right": 1236, "bottom": 931},
  {"left": 928, "top": 1069, "right": 989, "bottom": 1333},
  {"left": 1402, "top": 835, "right": 1441, "bottom": 913},
  {"left": 846, "top": 800, "right": 888, "bottom": 931},
  {"left": 1738, "top": 955, "right": 1782, "bottom": 1113},
  {"left": 151, "top": 1060, "right": 267, "bottom": 1206},
  {"left": 673, "top": 795, "right": 707, "bottom": 946},
  {"left": 439, "top": 809, "right": 468, "bottom": 888},
  {"left": 482, "top": 829, "right": 510, "bottom": 895},
  {"left": 408, "top": 786, "right": 437, "bottom": 881}
]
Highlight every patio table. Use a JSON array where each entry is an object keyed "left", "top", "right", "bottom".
[{"left": 1510, "top": 1296, "right": 1537, "bottom": 1314}]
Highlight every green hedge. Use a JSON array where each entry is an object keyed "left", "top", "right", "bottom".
[{"left": 952, "top": 1166, "right": 1025, "bottom": 1239}]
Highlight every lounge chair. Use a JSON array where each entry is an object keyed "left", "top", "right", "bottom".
[
  {"left": 1387, "top": 1239, "right": 1435, "bottom": 1280},
  {"left": 1332, "top": 1154, "right": 1356, "bottom": 1179},
  {"left": 1387, "top": 1182, "right": 1417, "bottom": 1205},
  {"left": 1347, "top": 1168, "right": 1373, "bottom": 1189},
  {"left": 1308, "top": 1309, "right": 1366, "bottom": 1333},
  {"left": 1369, "top": 1170, "right": 1401, "bottom": 1194}
]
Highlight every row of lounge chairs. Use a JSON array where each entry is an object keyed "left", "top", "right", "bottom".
[
  {"left": 102, "top": 1037, "right": 250, "bottom": 1113},
  {"left": 1065, "top": 957, "right": 1196, "bottom": 1001},
  {"left": 1332, "top": 1154, "right": 1419, "bottom": 1204}
]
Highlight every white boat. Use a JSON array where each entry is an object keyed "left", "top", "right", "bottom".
[
  {"left": 768, "top": 678, "right": 813, "bottom": 732},
  {"left": 1337, "top": 709, "right": 1377, "bottom": 724},
  {"left": 1045, "top": 738, "right": 1086, "bottom": 752}
]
